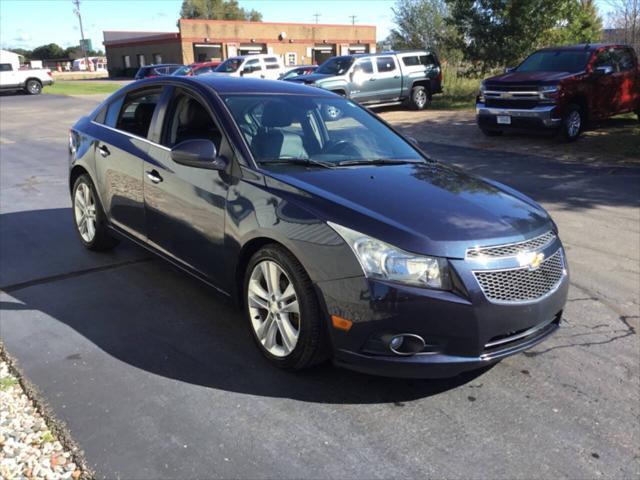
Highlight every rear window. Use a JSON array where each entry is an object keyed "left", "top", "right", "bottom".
[
  {"left": 614, "top": 48, "right": 635, "bottom": 71},
  {"left": 115, "top": 90, "right": 161, "bottom": 138}
]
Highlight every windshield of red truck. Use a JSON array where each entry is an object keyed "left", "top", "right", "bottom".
[{"left": 516, "top": 50, "right": 591, "bottom": 73}]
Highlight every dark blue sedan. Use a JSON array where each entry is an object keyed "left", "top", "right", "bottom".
[{"left": 68, "top": 75, "right": 568, "bottom": 378}]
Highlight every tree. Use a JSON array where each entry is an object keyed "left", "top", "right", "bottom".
[
  {"left": 64, "top": 45, "right": 105, "bottom": 59},
  {"left": 31, "top": 43, "right": 66, "bottom": 60},
  {"left": 179, "top": 0, "right": 262, "bottom": 21},
  {"left": 606, "top": 0, "right": 640, "bottom": 50},
  {"left": 445, "top": 0, "right": 589, "bottom": 71},
  {"left": 548, "top": 0, "right": 603, "bottom": 45}
]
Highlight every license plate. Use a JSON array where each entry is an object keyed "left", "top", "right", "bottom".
[{"left": 497, "top": 115, "right": 511, "bottom": 125}]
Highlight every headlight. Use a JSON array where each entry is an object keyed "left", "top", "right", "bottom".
[
  {"left": 539, "top": 84, "right": 559, "bottom": 99},
  {"left": 328, "top": 223, "right": 451, "bottom": 290},
  {"left": 478, "top": 81, "right": 487, "bottom": 102}
]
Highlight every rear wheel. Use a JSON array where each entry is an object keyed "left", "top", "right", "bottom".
[
  {"left": 408, "top": 85, "right": 430, "bottom": 110},
  {"left": 561, "top": 103, "right": 584, "bottom": 142},
  {"left": 244, "top": 245, "right": 327, "bottom": 371},
  {"left": 25, "top": 79, "right": 42, "bottom": 95},
  {"left": 72, "top": 174, "right": 117, "bottom": 251}
]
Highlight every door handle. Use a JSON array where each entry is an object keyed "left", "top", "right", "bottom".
[
  {"left": 146, "top": 169, "right": 163, "bottom": 184},
  {"left": 369, "top": 77, "right": 376, "bottom": 81},
  {"left": 394, "top": 75, "right": 400, "bottom": 79},
  {"left": 98, "top": 145, "right": 110, "bottom": 157}
]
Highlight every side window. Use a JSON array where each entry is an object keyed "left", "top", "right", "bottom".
[
  {"left": 0, "top": 63, "right": 13, "bottom": 72},
  {"left": 593, "top": 50, "right": 614, "bottom": 68},
  {"left": 355, "top": 59, "right": 373, "bottom": 74},
  {"left": 420, "top": 55, "right": 437, "bottom": 67},
  {"left": 195, "top": 66, "right": 212, "bottom": 75},
  {"left": 246, "top": 59, "right": 261, "bottom": 71},
  {"left": 376, "top": 56, "right": 397, "bottom": 72},
  {"left": 264, "top": 57, "right": 280, "bottom": 70},
  {"left": 614, "top": 48, "right": 635, "bottom": 71},
  {"left": 401, "top": 56, "right": 419, "bottom": 67},
  {"left": 94, "top": 105, "right": 107, "bottom": 124},
  {"left": 115, "top": 90, "right": 160, "bottom": 138},
  {"left": 162, "top": 88, "right": 222, "bottom": 151}
]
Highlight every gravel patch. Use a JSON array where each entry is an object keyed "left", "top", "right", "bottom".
[{"left": 0, "top": 360, "right": 83, "bottom": 480}]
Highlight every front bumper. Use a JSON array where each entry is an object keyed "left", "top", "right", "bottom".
[
  {"left": 476, "top": 102, "right": 561, "bottom": 129},
  {"left": 316, "top": 239, "right": 569, "bottom": 378}
]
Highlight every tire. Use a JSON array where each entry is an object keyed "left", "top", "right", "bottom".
[
  {"left": 25, "top": 79, "right": 42, "bottom": 95},
  {"left": 480, "top": 127, "right": 503, "bottom": 137},
  {"left": 72, "top": 174, "right": 117, "bottom": 251},
  {"left": 408, "top": 85, "right": 430, "bottom": 110},
  {"left": 561, "top": 103, "right": 584, "bottom": 142},
  {"left": 244, "top": 245, "right": 328, "bottom": 371}
]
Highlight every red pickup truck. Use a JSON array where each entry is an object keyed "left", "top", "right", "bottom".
[{"left": 476, "top": 44, "right": 640, "bottom": 140}]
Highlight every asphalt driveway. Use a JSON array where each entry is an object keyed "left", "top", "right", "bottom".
[{"left": 1, "top": 94, "right": 638, "bottom": 479}]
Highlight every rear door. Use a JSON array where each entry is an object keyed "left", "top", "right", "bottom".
[
  {"left": 612, "top": 47, "right": 639, "bottom": 113},
  {"left": 374, "top": 56, "right": 402, "bottom": 101},
  {"left": 263, "top": 56, "right": 283, "bottom": 79},
  {"left": 92, "top": 87, "right": 163, "bottom": 240},
  {"left": 591, "top": 49, "right": 620, "bottom": 118},
  {"left": 242, "top": 58, "right": 264, "bottom": 78},
  {"left": 143, "top": 86, "right": 232, "bottom": 287}
]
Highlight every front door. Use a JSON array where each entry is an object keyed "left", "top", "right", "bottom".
[
  {"left": 350, "top": 58, "right": 378, "bottom": 103},
  {"left": 93, "top": 87, "right": 162, "bottom": 240},
  {"left": 144, "top": 86, "right": 231, "bottom": 287}
]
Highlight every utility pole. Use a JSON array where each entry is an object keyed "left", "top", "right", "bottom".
[
  {"left": 313, "top": 13, "right": 321, "bottom": 24},
  {"left": 72, "top": 0, "right": 89, "bottom": 70},
  {"left": 348, "top": 15, "right": 357, "bottom": 25}
]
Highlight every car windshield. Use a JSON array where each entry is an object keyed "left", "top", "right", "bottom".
[
  {"left": 172, "top": 66, "right": 192, "bottom": 76},
  {"left": 316, "top": 57, "right": 354, "bottom": 75},
  {"left": 222, "top": 94, "right": 424, "bottom": 166},
  {"left": 215, "top": 58, "right": 243, "bottom": 73},
  {"left": 516, "top": 50, "right": 591, "bottom": 73}
]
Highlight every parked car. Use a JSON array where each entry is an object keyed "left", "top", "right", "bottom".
[
  {"left": 285, "top": 51, "right": 442, "bottom": 110},
  {"left": 213, "top": 54, "right": 285, "bottom": 79},
  {"left": 477, "top": 43, "right": 640, "bottom": 141},
  {"left": 279, "top": 65, "right": 317, "bottom": 80},
  {"left": 173, "top": 61, "right": 222, "bottom": 77},
  {"left": 0, "top": 49, "right": 54, "bottom": 94},
  {"left": 134, "top": 64, "right": 183, "bottom": 80},
  {"left": 68, "top": 76, "right": 568, "bottom": 378}
]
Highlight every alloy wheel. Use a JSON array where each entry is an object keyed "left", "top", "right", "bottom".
[
  {"left": 27, "top": 81, "right": 41, "bottom": 94},
  {"left": 415, "top": 90, "right": 427, "bottom": 108},
  {"left": 247, "top": 260, "right": 300, "bottom": 357},
  {"left": 566, "top": 110, "right": 581, "bottom": 138},
  {"left": 74, "top": 182, "right": 97, "bottom": 242}
]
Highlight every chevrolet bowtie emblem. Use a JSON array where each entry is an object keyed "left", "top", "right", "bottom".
[{"left": 517, "top": 251, "right": 545, "bottom": 270}]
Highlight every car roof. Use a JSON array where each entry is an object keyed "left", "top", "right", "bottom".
[
  {"left": 130, "top": 75, "right": 337, "bottom": 97},
  {"left": 535, "top": 43, "right": 631, "bottom": 53},
  {"left": 143, "top": 63, "right": 182, "bottom": 68}
]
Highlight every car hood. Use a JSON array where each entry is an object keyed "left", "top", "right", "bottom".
[
  {"left": 485, "top": 71, "right": 578, "bottom": 85},
  {"left": 265, "top": 162, "right": 552, "bottom": 258},
  {"left": 285, "top": 73, "right": 337, "bottom": 84}
]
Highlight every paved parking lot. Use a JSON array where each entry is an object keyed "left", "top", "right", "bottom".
[{"left": 1, "top": 94, "right": 638, "bottom": 479}]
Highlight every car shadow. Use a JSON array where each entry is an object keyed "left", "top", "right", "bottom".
[{"left": 1, "top": 208, "right": 491, "bottom": 405}]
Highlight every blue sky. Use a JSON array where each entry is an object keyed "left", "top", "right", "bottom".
[{"left": 0, "top": 0, "right": 615, "bottom": 51}]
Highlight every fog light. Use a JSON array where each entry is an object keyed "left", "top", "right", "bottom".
[
  {"left": 388, "top": 334, "right": 426, "bottom": 356},
  {"left": 389, "top": 336, "right": 404, "bottom": 350}
]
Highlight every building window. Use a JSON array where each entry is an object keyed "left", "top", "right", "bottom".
[
  {"left": 123, "top": 55, "right": 131, "bottom": 68},
  {"left": 137, "top": 54, "right": 146, "bottom": 67},
  {"left": 153, "top": 53, "right": 163, "bottom": 64},
  {"left": 286, "top": 52, "right": 297, "bottom": 66}
]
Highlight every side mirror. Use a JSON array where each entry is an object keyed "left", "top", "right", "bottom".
[
  {"left": 504, "top": 67, "right": 515, "bottom": 73},
  {"left": 170, "top": 139, "right": 227, "bottom": 170},
  {"left": 594, "top": 65, "right": 614, "bottom": 76},
  {"left": 406, "top": 136, "right": 419, "bottom": 146}
]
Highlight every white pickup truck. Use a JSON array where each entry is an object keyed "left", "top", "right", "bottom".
[{"left": 0, "top": 49, "right": 54, "bottom": 95}]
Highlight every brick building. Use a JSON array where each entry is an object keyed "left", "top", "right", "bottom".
[{"left": 104, "top": 19, "right": 376, "bottom": 75}]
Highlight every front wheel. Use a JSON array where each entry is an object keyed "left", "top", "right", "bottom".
[
  {"left": 72, "top": 174, "right": 117, "bottom": 251},
  {"left": 408, "top": 86, "right": 430, "bottom": 110},
  {"left": 25, "top": 79, "right": 42, "bottom": 95},
  {"left": 561, "top": 104, "right": 584, "bottom": 142},
  {"left": 244, "top": 245, "right": 327, "bottom": 370}
]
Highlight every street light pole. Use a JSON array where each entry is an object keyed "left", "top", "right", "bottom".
[{"left": 73, "top": 0, "right": 90, "bottom": 70}]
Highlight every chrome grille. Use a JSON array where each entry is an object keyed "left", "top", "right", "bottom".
[
  {"left": 466, "top": 231, "right": 556, "bottom": 259},
  {"left": 474, "top": 250, "right": 565, "bottom": 303}
]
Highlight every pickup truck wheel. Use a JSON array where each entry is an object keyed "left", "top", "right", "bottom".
[
  {"left": 409, "top": 86, "right": 430, "bottom": 110},
  {"left": 561, "top": 104, "right": 584, "bottom": 142},
  {"left": 25, "top": 79, "right": 42, "bottom": 95},
  {"left": 480, "top": 127, "right": 503, "bottom": 137},
  {"left": 72, "top": 174, "right": 118, "bottom": 251}
]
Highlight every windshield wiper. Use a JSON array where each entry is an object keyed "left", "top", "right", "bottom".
[
  {"left": 261, "top": 158, "right": 336, "bottom": 169},
  {"left": 336, "top": 159, "right": 421, "bottom": 167}
]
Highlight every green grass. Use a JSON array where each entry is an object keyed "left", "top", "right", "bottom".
[
  {"left": 45, "top": 81, "right": 122, "bottom": 96},
  {"left": 432, "top": 65, "right": 482, "bottom": 110},
  {"left": 0, "top": 376, "right": 18, "bottom": 390}
]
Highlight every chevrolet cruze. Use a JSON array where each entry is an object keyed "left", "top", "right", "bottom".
[{"left": 68, "top": 76, "right": 569, "bottom": 378}]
